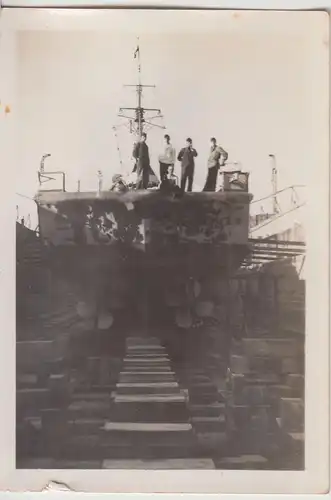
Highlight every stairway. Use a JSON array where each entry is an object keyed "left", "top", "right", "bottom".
[{"left": 58, "top": 336, "right": 214, "bottom": 469}]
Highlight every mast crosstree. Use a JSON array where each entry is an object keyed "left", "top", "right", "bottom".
[{"left": 118, "top": 39, "right": 166, "bottom": 139}]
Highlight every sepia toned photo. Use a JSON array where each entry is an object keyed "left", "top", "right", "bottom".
[{"left": 0, "top": 6, "right": 329, "bottom": 494}]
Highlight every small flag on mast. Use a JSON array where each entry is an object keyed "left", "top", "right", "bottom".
[{"left": 134, "top": 46, "right": 139, "bottom": 59}]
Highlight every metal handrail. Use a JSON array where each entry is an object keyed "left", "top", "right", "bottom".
[
  {"left": 251, "top": 184, "right": 305, "bottom": 205},
  {"left": 38, "top": 170, "right": 66, "bottom": 192},
  {"left": 249, "top": 202, "right": 306, "bottom": 233}
]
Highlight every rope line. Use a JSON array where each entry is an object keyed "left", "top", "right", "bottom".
[{"left": 15, "top": 192, "right": 35, "bottom": 201}]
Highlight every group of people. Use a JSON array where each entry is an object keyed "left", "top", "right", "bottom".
[{"left": 132, "top": 133, "right": 228, "bottom": 192}]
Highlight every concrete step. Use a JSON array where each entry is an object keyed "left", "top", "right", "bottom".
[
  {"left": 126, "top": 346, "right": 166, "bottom": 354},
  {"left": 121, "top": 365, "right": 172, "bottom": 372},
  {"left": 127, "top": 343, "right": 165, "bottom": 348},
  {"left": 110, "top": 397, "right": 189, "bottom": 423},
  {"left": 126, "top": 337, "right": 161, "bottom": 347},
  {"left": 113, "top": 392, "right": 187, "bottom": 403},
  {"left": 123, "top": 357, "right": 170, "bottom": 363},
  {"left": 125, "top": 353, "right": 168, "bottom": 358},
  {"left": 118, "top": 372, "right": 176, "bottom": 383},
  {"left": 122, "top": 365, "right": 172, "bottom": 373},
  {"left": 101, "top": 422, "right": 194, "bottom": 446},
  {"left": 102, "top": 458, "right": 215, "bottom": 469},
  {"left": 115, "top": 382, "right": 180, "bottom": 395},
  {"left": 104, "top": 422, "right": 192, "bottom": 432}
]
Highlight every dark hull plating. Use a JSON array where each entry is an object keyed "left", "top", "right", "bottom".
[{"left": 36, "top": 190, "right": 252, "bottom": 333}]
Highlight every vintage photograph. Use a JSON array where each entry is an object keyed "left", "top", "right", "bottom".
[{"left": 10, "top": 8, "right": 325, "bottom": 477}]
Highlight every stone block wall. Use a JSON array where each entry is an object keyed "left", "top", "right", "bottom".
[
  {"left": 224, "top": 259, "right": 305, "bottom": 469},
  {"left": 16, "top": 226, "right": 85, "bottom": 464},
  {"left": 16, "top": 334, "right": 73, "bottom": 462}
]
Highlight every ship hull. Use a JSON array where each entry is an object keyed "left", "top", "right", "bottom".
[{"left": 36, "top": 190, "right": 252, "bottom": 333}]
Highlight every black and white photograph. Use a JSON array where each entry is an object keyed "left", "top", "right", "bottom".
[{"left": 0, "top": 5, "right": 329, "bottom": 494}]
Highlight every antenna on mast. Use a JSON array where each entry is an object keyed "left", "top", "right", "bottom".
[{"left": 135, "top": 36, "right": 142, "bottom": 86}]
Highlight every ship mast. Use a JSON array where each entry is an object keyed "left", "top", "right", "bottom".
[{"left": 118, "top": 38, "right": 165, "bottom": 140}]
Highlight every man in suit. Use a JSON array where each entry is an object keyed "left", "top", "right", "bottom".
[
  {"left": 177, "top": 138, "right": 198, "bottom": 193},
  {"left": 132, "top": 132, "right": 150, "bottom": 190},
  {"left": 203, "top": 137, "right": 228, "bottom": 192}
]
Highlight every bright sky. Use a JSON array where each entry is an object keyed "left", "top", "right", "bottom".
[{"left": 11, "top": 10, "right": 320, "bottom": 215}]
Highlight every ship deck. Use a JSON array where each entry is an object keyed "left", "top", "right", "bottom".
[{"left": 35, "top": 189, "right": 253, "bottom": 205}]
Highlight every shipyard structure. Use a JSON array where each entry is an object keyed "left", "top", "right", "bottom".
[{"left": 16, "top": 45, "right": 305, "bottom": 470}]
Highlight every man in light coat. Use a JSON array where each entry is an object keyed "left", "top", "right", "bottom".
[{"left": 158, "top": 134, "right": 176, "bottom": 182}]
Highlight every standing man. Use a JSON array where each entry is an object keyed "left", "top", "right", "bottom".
[
  {"left": 203, "top": 137, "right": 228, "bottom": 192},
  {"left": 132, "top": 132, "right": 150, "bottom": 190},
  {"left": 177, "top": 138, "right": 198, "bottom": 192},
  {"left": 158, "top": 134, "right": 176, "bottom": 182}
]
